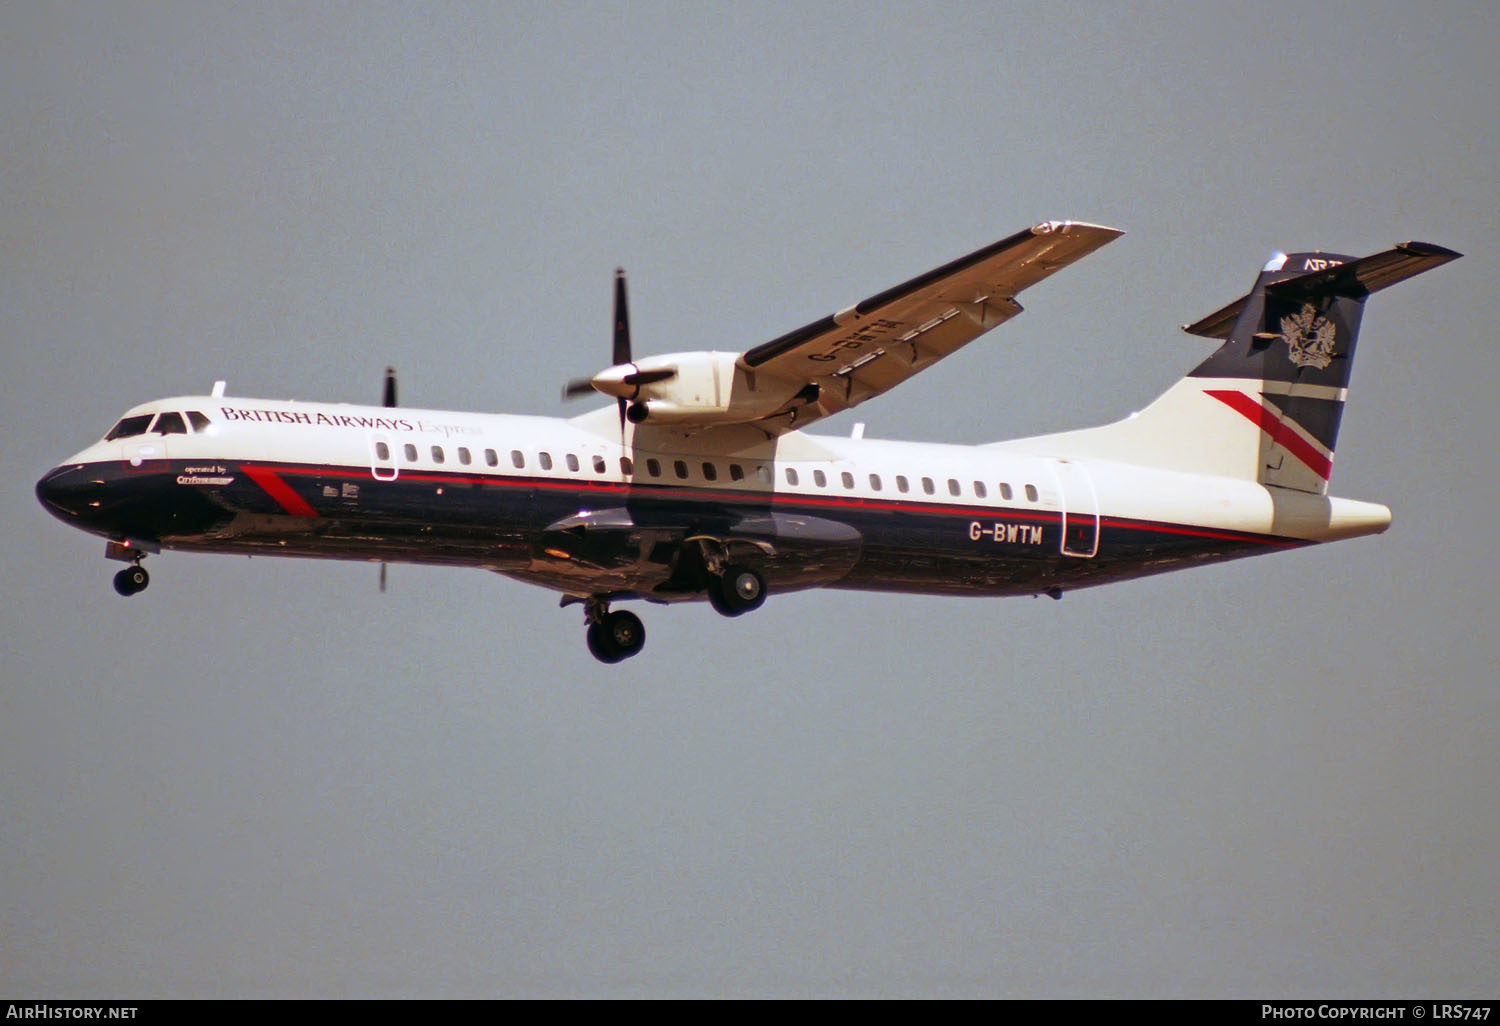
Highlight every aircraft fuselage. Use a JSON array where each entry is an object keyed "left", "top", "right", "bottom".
[{"left": 36, "top": 394, "right": 1390, "bottom": 611}]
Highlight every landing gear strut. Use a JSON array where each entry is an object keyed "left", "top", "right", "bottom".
[
  {"left": 583, "top": 596, "right": 646, "bottom": 664},
  {"left": 106, "top": 539, "right": 152, "bottom": 597},
  {"left": 707, "top": 564, "right": 765, "bottom": 617}
]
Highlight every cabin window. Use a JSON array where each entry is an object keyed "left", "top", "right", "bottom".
[
  {"left": 510, "top": 450, "right": 525, "bottom": 469},
  {"left": 896, "top": 475, "right": 909, "bottom": 493},
  {"left": 186, "top": 411, "right": 211, "bottom": 433},
  {"left": 812, "top": 469, "right": 826, "bottom": 488},
  {"left": 729, "top": 463, "right": 745, "bottom": 482},
  {"left": 755, "top": 465, "right": 771, "bottom": 485},
  {"left": 673, "top": 460, "right": 689, "bottom": 480},
  {"left": 921, "top": 477, "right": 935, "bottom": 495},
  {"left": 869, "top": 474, "right": 882, "bottom": 491},
  {"left": 646, "top": 458, "right": 662, "bottom": 477},
  {"left": 375, "top": 442, "right": 390, "bottom": 461},
  {"left": 431, "top": 445, "right": 445, "bottom": 464},
  {"left": 974, "top": 481, "right": 987, "bottom": 498},
  {"left": 592, "top": 455, "right": 606, "bottom": 474},
  {"left": 1025, "top": 484, "right": 1039, "bottom": 502},
  {"left": 702, "top": 462, "right": 717, "bottom": 481},
  {"left": 999, "top": 482, "right": 1012, "bottom": 500},
  {"left": 457, "top": 447, "right": 472, "bottom": 466},
  {"left": 841, "top": 472, "right": 854, "bottom": 489},
  {"left": 948, "top": 478, "right": 961, "bottom": 497},
  {"left": 620, "top": 457, "right": 633, "bottom": 475},
  {"left": 785, "top": 468, "right": 799, "bottom": 486},
  {"left": 485, "top": 449, "right": 498, "bottom": 467},
  {"left": 539, "top": 452, "right": 553, "bottom": 471},
  {"left": 404, "top": 444, "right": 418, "bottom": 462}
]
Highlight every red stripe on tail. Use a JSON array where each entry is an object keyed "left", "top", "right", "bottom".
[{"left": 1205, "top": 390, "right": 1333, "bottom": 480}]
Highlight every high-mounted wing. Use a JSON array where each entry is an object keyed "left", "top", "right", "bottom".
[
  {"left": 739, "top": 220, "right": 1122, "bottom": 429},
  {"left": 567, "top": 220, "right": 1122, "bottom": 435}
]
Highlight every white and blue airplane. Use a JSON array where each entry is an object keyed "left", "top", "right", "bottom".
[{"left": 36, "top": 221, "right": 1458, "bottom": 662}]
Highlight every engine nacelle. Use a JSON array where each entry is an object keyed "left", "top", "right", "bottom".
[{"left": 590, "top": 351, "right": 803, "bottom": 425}]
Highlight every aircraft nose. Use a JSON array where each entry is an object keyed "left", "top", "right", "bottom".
[{"left": 36, "top": 464, "right": 102, "bottom": 522}]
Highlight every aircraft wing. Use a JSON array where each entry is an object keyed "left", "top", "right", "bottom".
[{"left": 738, "top": 220, "right": 1122, "bottom": 430}]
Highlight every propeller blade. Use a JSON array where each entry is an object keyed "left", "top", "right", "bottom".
[
  {"left": 614, "top": 270, "right": 632, "bottom": 440},
  {"left": 621, "top": 367, "right": 676, "bottom": 387},
  {"left": 562, "top": 377, "right": 597, "bottom": 400},
  {"left": 613, "top": 267, "right": 631, "bottom": 367}
]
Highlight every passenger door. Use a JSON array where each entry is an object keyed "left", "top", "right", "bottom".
[
  {"left": 1051, "top": 460, "right": 1099, "bottom": 558},
  {"left": 369, "top": 434, "right": 399, "bottom": 481}
]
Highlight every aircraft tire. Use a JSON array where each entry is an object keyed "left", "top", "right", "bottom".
[
  {"left": 113, "top": 566, "right": 148, "bottom": 596},
  {"left": 586, "top": 622, "right": 624, "bottom": 663},
  {"left": 604, "top": 610, "right": 645, "bottom": 658},
  {"left": 587, "top": 611, "right": 645, "bottom": 663},
  {"left": 708, "top": 565, "right": 764, "bottom": 617}
]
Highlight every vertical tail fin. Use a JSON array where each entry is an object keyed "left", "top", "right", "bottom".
[{"left": 1007, "top": 241, "right": 1460, "bottom": 493}]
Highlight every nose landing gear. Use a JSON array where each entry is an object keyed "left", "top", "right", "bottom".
[
  {"left": 106, "top": 540, "right": 152, "bottom": 597},
  {"left": 113, "top": 564, "right": 149, "bottom": 597}
]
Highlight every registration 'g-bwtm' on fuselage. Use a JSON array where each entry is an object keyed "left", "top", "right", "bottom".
[{"left": 36, "top": 221, "right": 1459, "bottom": 662}]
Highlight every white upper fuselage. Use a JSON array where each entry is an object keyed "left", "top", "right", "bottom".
[{"left": 61, "top": 393, "right": 1392, "bottom": 550}]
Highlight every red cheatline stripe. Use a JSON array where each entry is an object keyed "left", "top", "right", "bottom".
[
  {"left": 241, "top": 464, "right": 318, "bottom": 517},
  {"left": 244, "top": 461, "right": 1293, "bottom": 547},
  {"left": 1205, "top": 389, "right": 1333, "bottom": 480}
]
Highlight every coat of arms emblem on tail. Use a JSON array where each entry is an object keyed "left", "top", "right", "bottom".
[{"left": 1280, "top": 303, "right": 1338, "bottom": 369}]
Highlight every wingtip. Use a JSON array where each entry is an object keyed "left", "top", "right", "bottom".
[
  {"left": 1033, "top": 219, "right": 1125, "bottom": 238},
  {"left": 1396, "top": 240, "right": 1462, "bottom": 261}
]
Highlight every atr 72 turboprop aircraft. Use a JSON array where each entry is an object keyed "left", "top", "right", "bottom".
[{"left": 37, "top": 221, "right": 1459, "bottom": 662}]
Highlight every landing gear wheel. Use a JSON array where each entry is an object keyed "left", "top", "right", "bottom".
[
  {"left": 586, "top": 609, "right": 645, "bottom": 664},
  {"left": 113, "top": 565, "right": 149, "bottom": 597},
  {"left": 587, "top": 622, "right": 624, "bottom": 663},
  {"left": 707, "top": 564, "right": 765, "bottom": 617}
]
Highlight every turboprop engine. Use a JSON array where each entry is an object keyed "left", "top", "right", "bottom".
[
  {"left": 562, "top": 270, "right": 810, "bottom": 427},
  {"left": 586, "top": 351, "right": 804, "bottom": 425}
]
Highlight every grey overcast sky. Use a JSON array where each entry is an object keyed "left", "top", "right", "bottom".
[{"left": 3, "top": 1, "right": 1496, "bottom": 998}]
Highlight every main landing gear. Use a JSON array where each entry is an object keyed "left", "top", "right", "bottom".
[
  {"left": 706, "top": 564, "right": 765, "bottom": 617},
  {"left": 583, "top": 596, "right": 646, "bottom": 664},
  {"left": 578, "top": 565, "right": 768, "bottom": 664}
]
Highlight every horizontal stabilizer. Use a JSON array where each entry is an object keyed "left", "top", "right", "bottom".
[{"left": 1184, "top": 241, "right": 1462, "bottom": 340}]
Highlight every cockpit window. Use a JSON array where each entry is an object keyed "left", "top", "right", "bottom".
[
  {"left": 186, "top": 411, "right": 211, "bottom": 433},
  {"left": 153, "top": 412, "right": 187, "bottom": 435},
  {"left": 104, "top": 415, "right": 153, "bottom": 440}
]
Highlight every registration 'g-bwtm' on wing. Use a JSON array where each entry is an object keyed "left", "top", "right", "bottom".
[{"left": 737, "top": 220, "right": 1122, "bottom": 431}]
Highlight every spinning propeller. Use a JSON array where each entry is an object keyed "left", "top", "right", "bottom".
[{"left": 563, "top": 269, "right": 675, "bottom": 430}]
